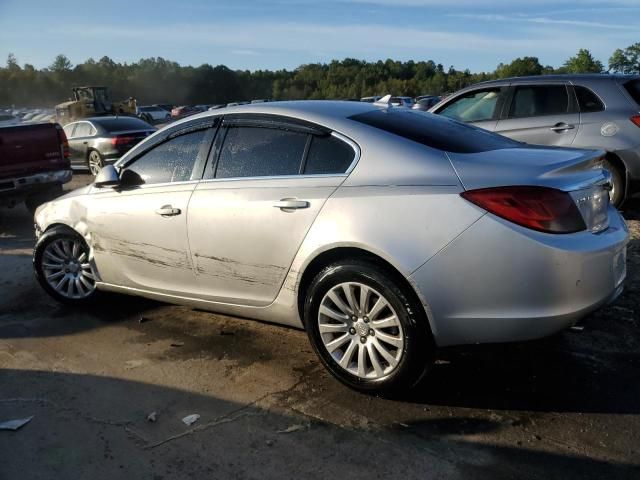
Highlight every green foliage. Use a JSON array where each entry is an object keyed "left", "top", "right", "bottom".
[
  {"left": 609, "top": 43, "right": 640, "bottom": 74},
  {"left": 0, "top": 46, "right": 626, "bottom": 107},
  {"left": 559, "top": 49, "right": 604, "bottom": 74}
]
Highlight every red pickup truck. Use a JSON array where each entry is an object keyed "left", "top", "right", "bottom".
[{"left": 0, "top": 122, "right": 72, "bottom": 214}]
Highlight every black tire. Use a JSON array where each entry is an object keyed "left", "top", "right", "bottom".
[
  {"left": 603, "top": 159, "right": 625, "bottom": 208},
  {"left": 33, "top": 226, "right": 100, "bottom": 305},
  {"left": 304, "top": 259, "right": 434, "bottom": 394},
  {"left": 25, "top": 185, "right": 63, "bottom": 215},
  {"left": 88, "top": 150, "right": 104, "bottom": 176}
]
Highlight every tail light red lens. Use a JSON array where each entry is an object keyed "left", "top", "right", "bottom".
[
  {"left": 461, "top": 186, "right": 586, "bottom": 234},
  {"left": 111, "top": 136, "right": 135, "bottom": 146},
  {"left": 55, "top": 124, "right": 70, "bottom": 159},
  {"left": 631, "top": 115, "right": 640, "bottom": 128}
]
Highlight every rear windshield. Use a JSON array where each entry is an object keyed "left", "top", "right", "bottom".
[
  {"left": 95, "top": 117, "right": 152, "bottom": 132},
  {"left": 623, "top": 79, "right": 640, "bottom": 105},
  {"left": 349, "top": 109, "right": 521, "bottom": 153}
]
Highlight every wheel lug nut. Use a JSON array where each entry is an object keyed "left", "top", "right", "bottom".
[
  {"left": 349, "top": 327, "right": 356, "bottom": 335},
  {"left": 369, "top": 329, "right": 375, "bottom": 336},
  {"left": 351, "top": 315, "right": 357, "bottom": 321},
  {"left": 363, "top": 316, "right": 369, "bottom": 323},
  {"left": 360, "top": 336, "right": 367, "bottom": 344}
]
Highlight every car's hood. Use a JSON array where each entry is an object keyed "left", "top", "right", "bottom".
[{"left": 447, "top": 146, "right": 608, "bottom": 192}]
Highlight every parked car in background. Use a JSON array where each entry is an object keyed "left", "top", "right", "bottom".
[
  {"left": 137, "top": 105, "right": 171, "bottom": 123},
  {"left": 171, "top": 106, "right": 201, "bottom": 119},
  {"left": 431, "top": 74, "right": 640, "bottom": 206},
  {"left": 62, "top": 116, "right": 155, "bottom": 175},
  {"left": 412, "top": 95, "right": 441, "bottom": 111},
  {"left": 33, "top": 101, "right": 627, "bottom": 394},
  {"left": 153, "top": 104, "right": 173, "bottom": 113},
  {"left": 0, "top": 114, "right": 20, "bottom": 127},
  {"left": 208, "top": 105, "right": 225, "bottom": 111},
  {"left": 0, "top": 122, "right": 71, "bottom": 213},
  {"left": 375, "top": 95, "right": 414, "bottom": 108}
]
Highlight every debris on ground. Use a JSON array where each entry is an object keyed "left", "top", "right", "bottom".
[
  {"left": 182, "top": 414, "right": 200, "bottom": 426},
  {"left": 146, "top": 412, "right": 157, "bottom": 423},
  {"left": 570, "top": 325, "right": 585, "bottom": 331},
  {"left": 138, "top": 315, "right": 149, "bottom": 324},
  {"left": 170, "top": 342, "right": 184, "bottom": 348},
  {"left": 0, "top": 416, "right": 34, "bottom": 431},
  {"left": 124, "top": 360, "right": 145, "bottom": 370},
  {"left": 276, "top": 423, "right": 308, "bottom": 434}
]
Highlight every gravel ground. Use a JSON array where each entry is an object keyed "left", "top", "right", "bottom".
[{"left": 0, "top": 174, "right": 638, "bottom": 480}]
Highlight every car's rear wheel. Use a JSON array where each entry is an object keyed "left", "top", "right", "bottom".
[
  {"left": 603, "top": 159, "right": 625, "bottom": 207},
  {"left": 304, "top": 259, "right": 434, "bottom": 394},
  {"left": 34, "top": 227, "right": 99, "bottom": 305},
  {"left": 88, "top": 150, "right": 104, "bottom": 176}
]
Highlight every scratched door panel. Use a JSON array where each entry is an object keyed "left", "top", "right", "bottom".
[
  {"left": 187, "top": 176, "right": 342, "bottom": 306},
  {"left": 86, "top": 182, "right": 198, "bottom": 294}
]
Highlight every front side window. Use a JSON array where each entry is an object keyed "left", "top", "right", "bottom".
[
  {"left": 438, "top": 88, "right": 501, "bottom": 122},
  {"left": 63, "top": 124, "right": 76, "bottom": 138},
  {"left": 304, "top": 135, "right": 355, "bottom": 175},
  {"left": 509, "top": 85, "right": 569, "bottom": 118},
  {"left": 215, "top": 126, "right": 307, "bottom": 179},
  {"left": 124, "top": 129, "right": 207, "bottom": 184}
]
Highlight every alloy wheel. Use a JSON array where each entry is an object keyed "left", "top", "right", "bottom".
[
  {"left": 88, "top": 151, "right": 103, "bottom": 176},
  {"left": 42, "top": 238, "right": 96, "bottom": 299},
  {"left": 318, "top": 282, "right": 405, "bottom": 379}
]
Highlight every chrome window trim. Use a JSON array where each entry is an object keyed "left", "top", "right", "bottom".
[{"left": 204, "top": 129, "right": 361, "bottom": 183}]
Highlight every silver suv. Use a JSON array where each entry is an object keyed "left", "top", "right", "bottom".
[{"left": 431, "top": 74, "right": 640, "bottom": 206}]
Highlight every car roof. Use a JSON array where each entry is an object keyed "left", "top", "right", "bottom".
[
  {"left": 172, "top": 100, "right": 380, "bottom": 128},
  {"left": 473, "top": 73, "right": 640, "bottom": 87}
]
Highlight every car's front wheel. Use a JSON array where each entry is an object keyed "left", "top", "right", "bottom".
[
  {"left": 304, "top": 259, "right": 434, "bottom": 394},
  {"left": 34, "top": 226, "right": 99, "bottom": 305},
  {"left": 88, "top": 150, "right": 104, "bottom": 176}
]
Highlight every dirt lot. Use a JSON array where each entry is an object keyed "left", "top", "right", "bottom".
[{"left": 1, "top": 174, "right": 639, "bottom": 480}]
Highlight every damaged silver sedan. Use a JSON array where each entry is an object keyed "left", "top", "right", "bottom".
[{"left": 33, "top": 101, "right": 629, "bottom": 393}]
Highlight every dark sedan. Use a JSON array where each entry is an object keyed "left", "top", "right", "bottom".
[{"left": 63, "top": 116, "right": 156, "bottom": 175}]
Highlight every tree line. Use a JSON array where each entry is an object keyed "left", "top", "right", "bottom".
[{"left": 1, "top": 44, "right": 638, "bottom": 108}]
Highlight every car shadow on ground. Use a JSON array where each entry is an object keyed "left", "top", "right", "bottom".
[{"left": 0, "top": 369, "right": 637, "bottom": 480}]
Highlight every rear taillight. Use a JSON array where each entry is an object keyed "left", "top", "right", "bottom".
[
  {"left": 631, "top": 115, "right": 640, "bottom": 128},
  {"left": 461, "top": 186, "right": 587, "bottom": 234},
  {"left": 111, "top": 136, "right": 135, "bottom": 146},
  {"left": 55, "top": 124, "right": 70, "bottom": 159}
]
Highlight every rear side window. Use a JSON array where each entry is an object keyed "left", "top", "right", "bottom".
[
  {"left": 215, "top": 127, "right": 307, "bottom": 178},
  {"left": 509, "top": 85, "right": 569, "bottom": 118},
  {"left": 574, "top": 86, "right": 604, "bottom": 112},
  {"left": 350, "top": 109, "right": 520, "bottom": 154},
  {"left": 624, "top": 79, "right": 640, "bottom": 105},
  {"left": 304, "top": 135, "right": 355, "bottom": 175},
  {"left": 125, "top": 129, "right": 207, "bottom": 184}
]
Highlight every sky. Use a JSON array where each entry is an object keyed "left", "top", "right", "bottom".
[{"left": 0, "top": 0, "right": 638, "bottom": 72}]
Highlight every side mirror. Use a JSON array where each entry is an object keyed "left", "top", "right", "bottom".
[{"left": 94, "top": 164, "right": 120, "bottom": 188}]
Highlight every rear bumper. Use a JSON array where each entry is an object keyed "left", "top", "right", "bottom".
[
  {"left": 411, "top": 207, "right": 629, "bottom": 347},
  {"left": 0, "top": 169, "right": 71, "bottom": 204}
]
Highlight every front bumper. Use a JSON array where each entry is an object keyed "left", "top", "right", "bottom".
[{"left": 411, "top": 207, "right": 629, "bottom": 347}]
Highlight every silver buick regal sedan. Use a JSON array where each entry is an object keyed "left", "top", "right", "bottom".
[{"left": 33, "top": 101, "right": 629, "bottom": 393}]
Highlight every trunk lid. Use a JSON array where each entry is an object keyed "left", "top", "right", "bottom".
[{"left": 448, "top": 146, "right": 611, "bottom": 233}]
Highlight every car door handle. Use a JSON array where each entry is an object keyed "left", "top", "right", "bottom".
[
  {"left": 273, "top": 199, "right": 310, "bottom": 210},
  {"left": 550, "top": 123, "right": 575, "bottom": 132},
  {"left": 82, "top": 141, "right": 88, "bottom": 144},
  {"left": 155, "top": 205, "right": 181, "bottom": 216}
]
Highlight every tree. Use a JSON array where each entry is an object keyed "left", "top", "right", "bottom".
[
  {"left": 6, "top": 53, "right": 20, "bottom": 71},
  {"left": 495, "top": 57, "right": 546, "bottom": 78},
  {"left": 49, "top": 54, "right": 72, "bottom": 73},
  {"left": 561, "top": 49, "right": 604, "bottom": 73},
  {"left": 609, "top": 43, "right": 640, "bottom": 74}
]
